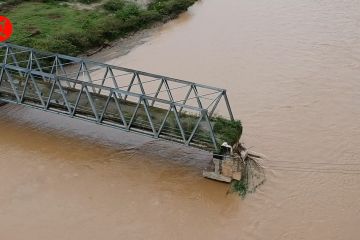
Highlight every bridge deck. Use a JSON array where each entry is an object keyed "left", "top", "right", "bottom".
[{"left": 0, "top": 43, "right": 241, "bottom": 152}]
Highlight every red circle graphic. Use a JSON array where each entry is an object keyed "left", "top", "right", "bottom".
[{"left": 0, "top": 16, "right": 13, "bottom": 42}]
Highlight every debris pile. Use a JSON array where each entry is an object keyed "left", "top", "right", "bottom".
[{"left": 203, "top": 142, "right": 266, "bottom": 197}]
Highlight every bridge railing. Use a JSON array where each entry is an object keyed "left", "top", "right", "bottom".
[{"left": 0, "top": 43, "right": 238, "bottom": 151}]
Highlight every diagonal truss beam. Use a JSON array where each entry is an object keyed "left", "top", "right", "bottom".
[{"left": 0, "top": 43, "right": 236, "bottom": 151}]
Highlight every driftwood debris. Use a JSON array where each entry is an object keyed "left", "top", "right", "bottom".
[{"left": 203, "top": 142, "right": 266, "bottom": 195}]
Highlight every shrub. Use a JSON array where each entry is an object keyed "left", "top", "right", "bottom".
[
  {"left": 33, "top": 37, "right": 79, "bottom": 56},
  {"left": 213, "top": 117, "right": 242, "bottom": 146},
  {"left": 138, "top": 9, "right": 162, "bottom": 23},
  {"left": 103, "top": 0, "right": 126, "bottom": 12},
  {"left": 55, "top": 31, "right": 90, "bottom": 52},
  {"left": 230, "top": 179, "right": 248, "bottom": 199},
  {"left": 115, "top": 2, "right": 141, "bottom": 20},
  {"left": 94, "top": 16, "right": 127, "bottom": 40},
  {"left": 148, "top": 0, "right": 196, "bottom": 17}
]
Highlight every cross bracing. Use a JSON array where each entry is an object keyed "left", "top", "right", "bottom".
[{"left": 0, "top": 43, "right": 238, "bottom": 152}]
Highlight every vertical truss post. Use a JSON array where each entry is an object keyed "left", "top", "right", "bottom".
[
  {"left": 136, "top": 73, "right": 149, "bottom": 106},
  {"left": 156, "top": 106, "right": 171, "bottom": 138},
  {"left": 57, "top": 57, "right": 71, "bottom": 87},
  {"left": 71, "top": 84, "right": 84, "bottom": 117},
  {"left": 124, "top": 72, "right": 136, "bottom": 101},
  {"left": 111, "top": 90, "right": 127, "bottom": 128},
  {"left": 8, "top": 47, "right": 24, "bottom": 77},
  {"left": 223, "top": 90, "right": 234, "bottom": 121},
  {"left": 4, "top": 69, "right": 21, "bottom": 103},
  {"left": 49, "top": 56, "right": 56, "bottom": 75},
  {"left": 82, "top": 62, "right": 96, "bottom": 93},
  {"left": 203, "top": 110, "right": 218, "bottom": 151},
  {"left": 99, "top": 90, "right": 113, "bottom": 123},
  {"left": 98, "top": 66, "right": 109, "bottom": 94},
  {"left": 55, "top": 76, "right": 72, "bottom": 114},
  {"left": 45, "top": 79, "right": 56, "bottom": 109},
  {"left": 151, "top": 78, "right": 164, "bottom": 106},
  {"left": 179, "top": 85, "right": 192, "bottom": 114},
  {"left": 83, "top": 84, "right": 99, "bottom": 121},
  {"left": 127, "top": 97, "right": 141, "bottom": 130},
  {"left": 26, "top": 51, "right": 32, "bottom": 70},
  {"left": 109, "top": 67, "right": 121, "bottom": 98},
  {"left": 2, "top": 46, "right": 9, "bottom": 64},
  {"left": 172, "top": 105, "right": 186, "bottom": 143},
  {"left": 208, "top": 93, "right": 223, "bottom": 118},
  {"left": 32, "top": 52, "right": 46, "bottom": 82},
  {"left": 73, "top": 61, "right": 81, "bottom": 88},
  {"left": 163, "top": 78, "right": 174, "bottom": 102},
  {"left": 192, "top": 85, "right": 203, "bottom": 109},
  {"left": 0, "top": 66, "right": 4, "bottom": 86},
  {"left": 29, "top": 73, "right": 46, "bottom": 107},
  {"left": 20, "top": 72, "right": 30, "bottom": 103},
  {"left": 142, "top": 97, "right": 156, "bottom": 137},
  {"left": 186, "top": 111, "right": 203, "bottom": 146}
]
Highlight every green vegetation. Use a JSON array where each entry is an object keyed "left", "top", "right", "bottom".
[
  {"left": 148, "top": 0, "right": 196, "bottom": 18},
  {"left": 229, "top": 156, "right": 266, "bottom": 198},
  {"left": 1, "top": 0, "right": 197, "bottom": 55},
  {"left": 229, "top": 179, "right": 248, "bottom": 199},
  {"left": 103, "top": 0, "right": 126, "bottom": 12},
  {"left": 213, "top": 117, "right": 242, "bottom": 147},
  {"left": 3, "top": 2, "right": 103, "bottom": 54}
]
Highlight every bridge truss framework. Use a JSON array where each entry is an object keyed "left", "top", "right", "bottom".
[{"left": 0, "top": 43, "right": 235, "bottom": 151}]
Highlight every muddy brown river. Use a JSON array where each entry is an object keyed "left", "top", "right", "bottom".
[{"left": 1, "top": 0, "right": 360, "bottom": 239}]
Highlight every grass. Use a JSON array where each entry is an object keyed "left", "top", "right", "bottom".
[
  {"left": 1, "top": 0, "right": 197, "bottom": 55},
  {"left": 4, "top": 2, "right": 105, "bottom": 54}
]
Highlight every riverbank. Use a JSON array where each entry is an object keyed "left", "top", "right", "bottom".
[{"left": 1, "top": 0, "right": 197, "bottom": 56}]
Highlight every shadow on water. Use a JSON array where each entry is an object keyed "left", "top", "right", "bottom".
[
  {"left": 0, "top": 104, "right": 212, "bottom": 168},
  {"left": 0, "top": 104, "right": 238, "bottom": 204}
]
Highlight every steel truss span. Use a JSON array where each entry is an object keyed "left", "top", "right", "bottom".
[{"left": 0, "top": 43, "right": 235, "bottom": 151}]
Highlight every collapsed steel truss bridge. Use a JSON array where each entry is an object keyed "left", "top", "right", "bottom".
[{"left": 0, "top": 43, "right": 236, "bottom": 151}]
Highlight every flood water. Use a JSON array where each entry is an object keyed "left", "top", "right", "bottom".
[{"left": 1, "top": 0, "right": 360, "bottom": 239}]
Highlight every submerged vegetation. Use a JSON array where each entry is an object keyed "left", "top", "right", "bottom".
[
  {"left": 1, "top": 0, "right": 197, "bottom": 55},
  {"left": 230, "top": 179, "right": 248, "bottom": 199}
]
